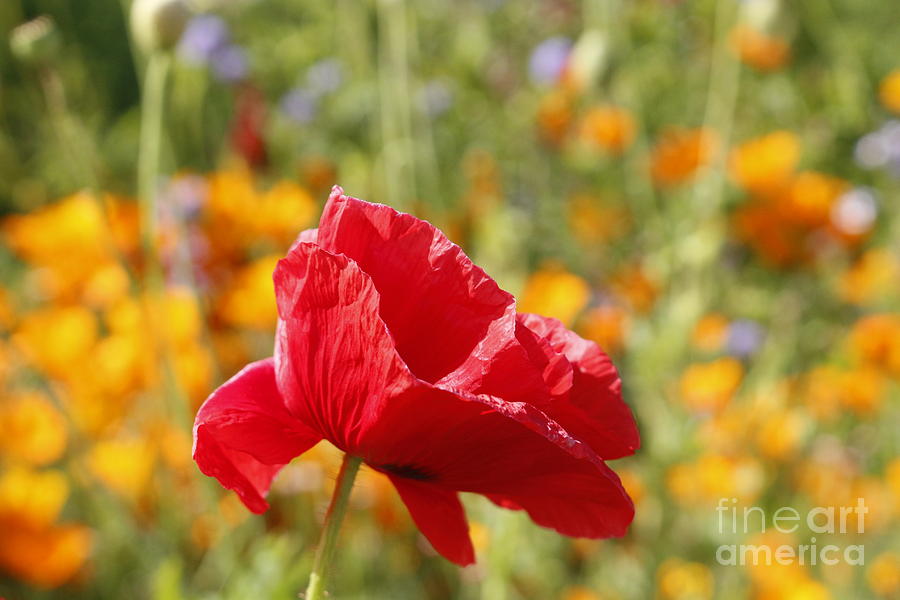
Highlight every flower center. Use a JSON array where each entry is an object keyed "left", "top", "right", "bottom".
[{"left": 376, "top": 463, "right": 435, "bottom": 481}]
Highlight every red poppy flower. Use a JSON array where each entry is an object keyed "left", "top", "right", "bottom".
[{"left": 193, "top": 186, "right": 639, "bottom": 565}]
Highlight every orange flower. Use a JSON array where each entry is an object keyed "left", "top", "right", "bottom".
[
  {"left": 868, "top": 552, "right": 900, "bottom": 597},
  {"left": 0, "top": 391, "right": 67, "bottom": 466},
  {"left": 578, "top": 304, "right": 629, "bottom": 355},
  {"left": 729, "top": 131, "right": 800, "bottom": 194},
  {"left": 518, "top": 264, "right": 590, "bottom": 327},
  {"left": 786, "top": 172, "right": 848, "bottom": 228},
  {"left": 650, "top": 127, "right": 717, "bottom": 186},
  {"left": 848, "top": 314, "right": 900, "bottom": 376},
  {"left": 691, "top": 313, "right": 730, "bottom": 352},
  {"left": 878, "top": 69, "right": 900, "bottom": 114},
  {"left": 838, "top": 249, "right": 900, "bottom": 306},
  {"left": 579, "top": 105, "right": 636, "bottom": 154},
  {"left": 0, "top": 468, "right": 91, "bottom": 588},
  {"left": 610, "top": 263, "right": 658, "bottom": 314},
  {"left": 567, "top": 194, "right": 630, "bottom": 245},
  {"left": 730, "top": 26, "right": 791, "bottom": 72},
  {"left": 536, "top": 90, "right": 574, "bottom": 146}
]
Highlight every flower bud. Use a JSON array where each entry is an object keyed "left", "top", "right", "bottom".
[
  {"left": 130, "top": 0, "right": 192, "bottom": 53},
  {"left": 9, "top": 16, "right": 61, "bottom": 66}
]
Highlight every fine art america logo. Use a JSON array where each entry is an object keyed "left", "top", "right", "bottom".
[{"left": 715, "top": 497, "right": 868, "bottom": 566}]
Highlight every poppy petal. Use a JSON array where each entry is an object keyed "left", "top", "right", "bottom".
[
  {"left": 315, "top": 187, "right": 513, "bottom": 384},
  {"left": 360, "top": 386, "right": 634, "bottom": 538},
  {"left": 517, "top": 313, "right": 640, "bottom": 459},
  {"left": 273, "top": 242, "right": 414, "bottom": 451},
  {"left": 289, "top": 227, "right": 318, "bottom": 252},
  {"left": 484, "top": 460, "right": 634, "bottom": 538},
  {"left": 193, "top": 359, "right": 321, "bottom": 513},
  {"left": 389, "top": 476, "right": 475, "bottom": 566}
]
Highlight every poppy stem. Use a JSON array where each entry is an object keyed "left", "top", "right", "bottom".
[{"left": 304, "top": 454, "right": 363, "bottom": 600}]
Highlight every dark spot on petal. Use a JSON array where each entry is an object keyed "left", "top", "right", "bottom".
[{"left": 377, "top": 463, "right": 435, "bottom": 481}]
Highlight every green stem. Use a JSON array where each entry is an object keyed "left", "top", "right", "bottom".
[
  {"left": 138, "top": 50, "right": 171, "bottom": 285},
  {"left": 304, "top": 454, "right": 363, "bottom": 600}
]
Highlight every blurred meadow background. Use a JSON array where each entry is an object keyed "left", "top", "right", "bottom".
[{"left": 1, "top": 0, "right": 900, "bottom": 598}]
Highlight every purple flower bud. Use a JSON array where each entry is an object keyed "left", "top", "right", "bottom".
[
  {"left": 210, "top": 44, "right": 248, "bottom": 83},
  {"left": 528, "top": 37, "right": 571, "bottom": 86},
  {"left": 417, "top": 80, "right": 453, "bottom": 118},
  {"left": 165, "top": 175, "right": 208, "bottom": 221},
  {"left": 280, "top": 87, "right": 318, "bottom": 124},
  {"left": 178, "top": 15, "right": 230, "bottom": 65},
  {"left": 831, "top": 187, "right": 877, "bottom": 235},
  {"left": 727, "top": 319, "right": 764, "bottom": 358},
  {"left": 306, "top": 58, "right": 343, "bottom": 95}
]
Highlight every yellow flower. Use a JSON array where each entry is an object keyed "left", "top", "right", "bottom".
[
  {"left": 218, "top": 254, "right": 281, "bottom": 330},
  {"left": 468, "top": 520, "right": 490, "bottom": 555},
  {"left": 617, "top": 467, "right": 645, "bottom": 507},
  {"left": 82, "top": 261, "right": 131, "bottom": 309},
  {"left": 838, "top": 249, "right": 900, "bottom": 306},
  {"left": 679, "top": 358, "right": 743, "bottom": 414},
  {"left": 839, "top": 366, "right": 886, "bottom": 416},
  {"left": 0, "top": 391, "right": 67, "bottom": 466},
  {"left": 160, "top": 287, "right": 203, "bottom": 349},
  {"left": 878, "top": 69, "right": 900, "bottom": 114},
  {"left": 579, "top": 105, "right": 636, "bottom": 154},
  {"left": 729, "top": 131, "right": 800, "bottom": 194},
  {"left": 667, "top": 453, "right": 763, "bottom": 505},
  {"left": 3, "top": 193, "right": 120, "bottom": 303},
  {"left": 0, "top": 467, "right": 69, "bottom": 529},
  {"left": 657, "top": 559, "right": 714, "bottom": 600},
  {"left": 254, "top": 181, "right": 317, "bottom": 245},
  {"left": 0, "top": 287, "right": 16, "bottom": 330},
  {"left": 755, "top": 407, "right": 809, "bottom": 460},
  {"left": 172, "top": 341, "right": 215, "bottom": 407},
  {"left": 561, "top": 586, "right": 609, "bottom": 600},
  {"left": 87, "top": 437, "right": 156, "bottom": 502},
  {"left": 650, "top": 128, "right": 717, "bottom": 186},
  {"left": 886, "top": 457, "right": 900, "bottom": 513},
  {"left": 867, "top": 552, "right": 900, "bottom": 597},
  {"left": 730, "top": 26, "right": 791, "bottom": 72},
  {"left": 518, "top": 264, "right": 590, "bottom": 327},
  {"left": 13, "top": 306, "right": 98, "bottom": 380}
]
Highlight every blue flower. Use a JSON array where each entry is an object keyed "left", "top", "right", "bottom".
[
  {"left": 210, "top": 44, "right": 249, "bottom": 83},
  {"left": 726, "top": 320, "right": 764, "bottom": 358},
  {"left": 528, "top": 37, "right": 571, "bottom": 86},
  {"left": 178, "top": 15, "right": 230, "bottom": 65},
  {"left": 280, "top": 87, "right": 319, "bottom": 124}
]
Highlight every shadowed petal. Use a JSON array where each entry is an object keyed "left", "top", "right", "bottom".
[
  {"left": 193, "top": 359, "right": 321, "bottom": 513},
  {"left": 517, "top": 313, "right": 640, "bottom": 459},
  {"left": 273, "top": 242, "right": 413, "bottom": 450},
  {"left": 485, "top": 462, "right": 634, "bottom": 538},
  {"left": 361, "top": 385, "right": 635, "bottom": 538},
  {"left": 389, "top": 476, "right": 475, "bottom": 566}
]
